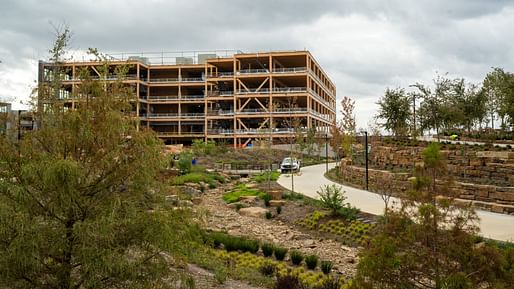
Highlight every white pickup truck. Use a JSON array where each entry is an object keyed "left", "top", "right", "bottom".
[{"left": 280, "top": 157, "right": 301, "bottom": 173}]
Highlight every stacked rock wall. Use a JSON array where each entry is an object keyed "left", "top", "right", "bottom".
[{"left": 340, "top": 145, "right": 514, "bottom": 215}]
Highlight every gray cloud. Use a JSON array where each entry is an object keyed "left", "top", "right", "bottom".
[{"left": 1, "top": 0, "right": 514, "bottom": 125}]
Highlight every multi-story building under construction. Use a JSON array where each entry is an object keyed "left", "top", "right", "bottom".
[{"left": 38, "top": 50, "right": 336, "bottom": 146}]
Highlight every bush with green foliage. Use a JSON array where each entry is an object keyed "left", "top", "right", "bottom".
[
  {"left": 337, "top": 205, "right": 360, "bottom": 222},
  {"left": 222, "top": 184, "right": 268, "bottom": 203},
  {"left": 320, "top": 261, "right": 333, "bottom": 275},
  {"left": 274, "top": 246, "right": 288, "bottom": 261},
  {"left": 317, "top": 184, "right": 346, "bottom": 215},
  {"left": 177, "top": 153, "right": 192, "bottom": 174},
  {"left": 265, "top": 211, "right": 273, "bottom": 219},
  {"left": 262, "top": 193, "right": 272, "bottom": 207},
  {"left": 261, "top": 242, "right": 274, "bottom": 257},
  {"left": 276, "top": 206, "right": 282, "bottom": 214},
  {"left": 290, "top": 250, "right": 304, "bottom": 265},
  {"left": 252, "top": 171, "right": 281, "bottom": 183},
  {"left": 305, "top": 255, "right": 319, "bottom": 270},
  {"left": 191, "top": 139, "right": 216, "bottom": 156},
  {"left": 173, "top": 171, "right": 225, "bottom": 187},
  {"left": 206, "top": 231, "right": 259, "bottom": 253}
]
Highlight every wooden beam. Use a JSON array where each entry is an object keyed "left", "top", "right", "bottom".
[
  {"left": 237, "top": 79, "right": 249, "bottom": 92},
  {"left": 90, "top": 65, "right": 101, "bottom": 77},
  {"left": 254, "top": 97, "right": 268, "bottom": 111},
  {"left": 256, "top": 77, "right": 269, "bottom": 92},
  {"left": 238, "top": 119, "right": 248, "bottom": 130},
  {"left": 239, "top": 98, "right": 252, "bottom": 111},
  {"left": 258, "top": 118, "right": 269, "bottom": 129}
]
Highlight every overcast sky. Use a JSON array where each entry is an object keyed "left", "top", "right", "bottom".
[{"left": 1, "top": 0, "right": 514, "bottom": 129}]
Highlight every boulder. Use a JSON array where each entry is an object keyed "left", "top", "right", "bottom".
[
  {"left": 191, "top": 197, "right": 202, "bottom": 205},
  {"left": 269, "top": 200, "right": 286, "bottom": 207},
  {"left": 239, "top": 207, "right": 269, "bottom": 218},
  {"left": 239, "top": 195, "right": 259, "bottom": 205}
]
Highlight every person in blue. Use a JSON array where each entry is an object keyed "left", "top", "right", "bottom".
[{"left": 192, "top": 157, "right": 197, "bottom": 166}]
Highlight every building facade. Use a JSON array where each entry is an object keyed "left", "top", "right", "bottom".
[{"left": 38, "top": 50, "right": 336, "bottom": 146}]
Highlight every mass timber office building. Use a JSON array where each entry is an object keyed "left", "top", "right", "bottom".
[{"left": 38, "top": 50, "right": 336, "bottom": 146}]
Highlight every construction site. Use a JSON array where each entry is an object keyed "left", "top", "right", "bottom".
[{"left": 38, "top": 50, "right": 336, "bottom": 146}]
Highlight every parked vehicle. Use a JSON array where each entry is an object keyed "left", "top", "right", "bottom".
[{"left": 281, "top": 157, "right": 300, "bottom": 173}]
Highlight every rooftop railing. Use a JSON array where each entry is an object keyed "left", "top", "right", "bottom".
[{"left": 272, "top": 67, "right": 307, "bottom": 73}]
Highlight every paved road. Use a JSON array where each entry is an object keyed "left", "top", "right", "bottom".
[{"left": 277, "top": 163, "right": 514, "bottom": 242}]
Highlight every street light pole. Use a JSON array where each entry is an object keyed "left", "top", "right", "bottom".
[
  {"left": 325, "top": 133, "right": 329, "bottom": 173},
  {"left": 364, "top": 131, "right": 369, "bottom": 190}
]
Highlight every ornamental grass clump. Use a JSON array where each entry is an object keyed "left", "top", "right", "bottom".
[
  {"left": 305, "top": 254, "right": 319, "bottom": 270},
  {"left": 274, "top": 246, "right": 288, "bottom": 261},
  {"left": 290, "top": 250, "right": 304, "bottom": 266}
]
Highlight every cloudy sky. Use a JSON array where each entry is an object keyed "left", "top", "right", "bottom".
[{"left": 1, "top": 0, "right": 514, "bottom": 128}]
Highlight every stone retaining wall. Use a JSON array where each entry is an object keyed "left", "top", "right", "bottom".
[
  {"left": 364, "top": 146, "right": 514, "bottom": 187},
  {"left": 338, "top": 161, "right": 514, "bottom": 215}
]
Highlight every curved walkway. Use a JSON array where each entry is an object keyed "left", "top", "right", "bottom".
[{"left": 277, "top": 163, "right": 514, "bottom": 242}]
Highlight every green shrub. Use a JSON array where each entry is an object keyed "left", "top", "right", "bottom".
[
  {"left": 305, "top": 254, "right": 318, "bottom": 270},
  {"left": 261, "top": 242, "right": 274, "bottom": 257},
  {"left": 320, "top": 260, "right": 333, "bottom": 274},
  {"left": 274, "top": 246, "right": 288, "bottom": 261},
  {"left": 222, "top": 184, "right": 267, "bottom": 203},
  {"left": 262, "top": 193, "right": 272, "bottom": 207},
  {"left": 276, "top": 206, "right": 282, "bottom": 214},
  {"left": 337, "top": 205, "right": 360, "bottom": 221},
  {"left": 290, "top": 250, "right": 304, "bottom": 266},
  {"left": 252, "top": 171, "right": 281, "bottom": 183},
  {"left": 317, "top": 184, "right": 346, "bottom": 215},
  {"left": 192, "top": 139, "right": 216, "bottom": 156},
  {"left": 265, "top": 211, "right": 273, "bottom": 219},
  {"left": 177, "top": 153, "right": 192, "bottom": 174},
  {"left": 259, "top": 262, "right": 276, "bottom": 276},
  {"left": 240, "top": 238, "right": 260, "bottom": 253}
]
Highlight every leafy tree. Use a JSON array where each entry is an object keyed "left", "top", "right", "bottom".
[
  {"left": 339, "top": 96, "right": 356, "bottom": 159},
  {"left": 483, "top": 67, "right": 514, "bottom": 130},
  {"left": 375, "top": 87, "right": 411, "bottom": 137},
  {"left": 353, "top": 143, "right": 513, "bottom": 288},
  {"left": 0, "top": 28, "right": 196, "bottom": 289},
  {"left": 317, "top": 184, "right": 347, "bottom": 216}
]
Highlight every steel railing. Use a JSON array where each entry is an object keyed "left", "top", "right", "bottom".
[
  {"left": 207, "top": 91, "right": 234, "bottom": 97},
  {"left": 207, "top": 129, "right": 234, "bottom": 135},
  {"left": 238, "top": 69, "right": 269, "bottom": 74},
  {"left": 272, "top": 67, "right": 307, "bottom": 73},
  {"left": 207, "top": 72, "right": 234, "bottom": 78},
  {"left": 207, "top": 110, "right": 234, "bottom": 116},
  {"left": 272, "top": 87, "right": 307, "bottom": 93},
  {"left": 237, "top": 88, "right": 270, "bottom": 94},
  {"left": 180, "top": 95, "right": 205, "bottom": 100}
]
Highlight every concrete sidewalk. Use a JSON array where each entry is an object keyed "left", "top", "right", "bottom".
[{"left": 277, "top": 163, "right": 514, "bottom": 242}]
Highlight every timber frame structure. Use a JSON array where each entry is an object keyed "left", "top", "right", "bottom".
[{"left": 38, "top": 50, "right": 336, "bottom": 146}]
